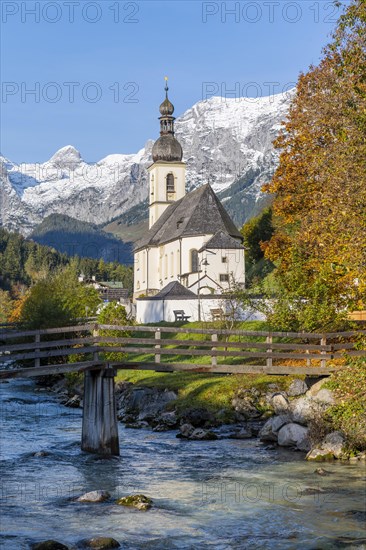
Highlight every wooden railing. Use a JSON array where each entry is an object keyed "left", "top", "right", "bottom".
[{"left": 0, "top": 324, "right": 365, "bottom": 378}]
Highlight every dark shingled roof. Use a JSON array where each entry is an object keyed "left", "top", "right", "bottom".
[
  {"left": 135, "top": 184, "right": 242, "bottom": 251},
  {"left": 138, "top": 281, "right": 196, "bottom": 300},
  {"left": 199, "top": 230, "right": 245, "bottom": 251}
]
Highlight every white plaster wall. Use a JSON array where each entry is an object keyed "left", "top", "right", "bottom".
[
  {"left": 136, "top": 297, "right": 266, "bottom": 324},
  {"left": 148, "top": 161, "right": 186, "bottom": 228}
]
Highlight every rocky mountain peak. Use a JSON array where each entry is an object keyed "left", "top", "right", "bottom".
[{"left": 48, "top": 145, "right": 82, "bottom": 168}]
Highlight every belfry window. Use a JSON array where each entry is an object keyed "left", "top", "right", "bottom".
[{"left": 166, "top": 173, "right": 175, "bottom": 194}]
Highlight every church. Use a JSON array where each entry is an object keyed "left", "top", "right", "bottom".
[{"left": 134, "top": 81, "right": 246, "bottom": 321}]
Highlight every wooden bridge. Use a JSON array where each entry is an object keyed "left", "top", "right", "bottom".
[{"left": 1, "top": 323, "right": 365, "bottom": 456}]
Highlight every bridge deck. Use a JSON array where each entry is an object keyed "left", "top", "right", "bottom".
[{"left": 1, "top": 323, "right": 364, "bottom": 379}]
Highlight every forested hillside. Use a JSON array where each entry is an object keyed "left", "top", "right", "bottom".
[
  {"left": 31, "top": 214, "right": 133, "bottom": 264},
  {"left": 0, "top": 228, "right": 133, "bottom": 323}
]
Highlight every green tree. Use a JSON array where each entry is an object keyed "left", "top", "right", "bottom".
[
  {"left": 97, "top": 302, "right": 131, "bottom": 362},
  {"left": 19, "top": 268, "right": 101, "bottom": 329},
  {"left": 241, "top": 208, "right": 275, "bottom": 287}
]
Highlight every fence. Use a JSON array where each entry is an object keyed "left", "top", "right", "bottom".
[{"left": 0, "top": 324, "right": 365, "bottom": 378}]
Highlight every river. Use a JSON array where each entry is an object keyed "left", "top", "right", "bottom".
[{"left": 0, "top": 379, "right": 365, "bottom": 549}]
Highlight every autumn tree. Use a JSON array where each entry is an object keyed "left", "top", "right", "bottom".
[
  {"left": 262, "top": 0, "right": 366, "bottom": 330},
  {"left": 0, "top": 290, "right": 12, "bottom": 323}
]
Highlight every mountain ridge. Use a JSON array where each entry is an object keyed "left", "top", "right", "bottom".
[{"left": 0, "top": 90, "right": 294, "bottom": 235}]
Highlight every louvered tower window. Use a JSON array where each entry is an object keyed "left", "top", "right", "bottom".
[{"left": 166, "top": 173, "right": 175, "bottom": 194}]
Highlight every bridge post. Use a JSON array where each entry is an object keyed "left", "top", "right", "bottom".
[{"left": 81, "top": 365, "right": 120, "bottom": 456}]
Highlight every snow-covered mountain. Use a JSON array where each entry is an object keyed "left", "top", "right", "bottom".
[{"left": 0, "top": 90, "right": 294, "bottom": 236}]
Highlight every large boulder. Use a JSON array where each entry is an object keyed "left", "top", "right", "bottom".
[
  {"left": 259, "top": 415, "right": 290, "bottom": 442},
  {"left": 277, "top": 423, "right": 310, "bottom": 451},
  {"left": 259, "top": 418, "right": 278, "bottom": 442},
  {"left": 290, "top": 397, "right": 324, "bottom": 425},
  {"left": 287, "top": 379, "right": 308, "bottom": 397},
  {"left": 312, "top": 389, "right": 335, "bottom": 405},
  {"left": 77, "top": 490, "right": 110, "bottom": 503},
  {"left": 271, "top": 393, "right": 289, "bottom": 414},
  {"left": 116, "top": 494, "right": 152, "bottom": 511}
]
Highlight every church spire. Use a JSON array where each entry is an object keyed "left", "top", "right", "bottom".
[
  {"left": 159, "top": 77, "right": 175, "bottom": 135},
  {"left": 152, "top": 78, "right": 183, "bottom": 162}
]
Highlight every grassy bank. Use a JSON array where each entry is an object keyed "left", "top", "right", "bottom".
[
  {"left": 116, "top": 368, "right": 300, "bottom": 416},
  {"left": 115, "top": 319, "right": 300, "bottom": 415}
]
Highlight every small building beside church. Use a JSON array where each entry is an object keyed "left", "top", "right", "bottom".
[{"left": 134, "top": 81, "right": 246, "bottom": 322}]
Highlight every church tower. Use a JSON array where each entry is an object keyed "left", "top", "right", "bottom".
[{"left": 148, "top": 78, "right": 186, "bottom": 229}]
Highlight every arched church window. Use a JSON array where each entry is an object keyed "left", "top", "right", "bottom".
[
  {"left": 166, "top": 173, "right": 175, "bottom": 194},
  {"left": 190, "top": 249, "right": 199, "bottom": 273}
]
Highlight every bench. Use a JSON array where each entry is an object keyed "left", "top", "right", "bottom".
[
  {"left": 210, "top": 308, "right": 227, "bottom": 321},
  {"left": 173, "top": 310, "right": 191, "bottom": 322}
]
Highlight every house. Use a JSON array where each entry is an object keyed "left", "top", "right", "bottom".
[
  {"left": 134, "top": 79, "right": 246, "bottom": 316},
  {"left": 78, "top": 275, "right": 129, "bottom": 302}
]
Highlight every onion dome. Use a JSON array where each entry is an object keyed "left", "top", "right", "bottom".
[
  {"left": 152, "top": 134, "right": 183, "bottom": 162},
  {"left": 152, "top": 77, "right": 183, "bottom": 163},
  {"left": 159, "top": 97, "right": 174, "bottom": 116}
]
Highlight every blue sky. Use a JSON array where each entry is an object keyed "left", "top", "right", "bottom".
[{"left": 1, "top": 0, "right": 342, "bottom": 163}]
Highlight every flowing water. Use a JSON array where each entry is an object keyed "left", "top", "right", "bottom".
[{"left": 0, "top": 379, "right": 365, "bottom": 549}]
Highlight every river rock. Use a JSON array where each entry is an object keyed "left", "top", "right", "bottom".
[
  {"left": 232, "top": 389, "right": 261, "bottom": 419},
  {"left": 125, "top": 421, "right": 150, "bottom": 429},
  {"left": 314, "top": 467, "right": 331, "bottom": 476},
  {"left": 277, "top": 423, "right": 310, "bottom": 451},
  {"left": 306, "top": 448, "right": 335, "bottom": 461},
  {"left": 271, "top": 393, "right": 289, "bottom": 414},
  {"left": 306, "top": 379, "right": 326, "bottom": 397},
  {"left": 229, "top": 427, "right": 253, "bottom": 439},
  {"left": 180, "top": 407, "right": 216, "bottom": 427},
  {"left": 321, "top": 431, "right": 346, "bottom": 458},
  {"left": 290, "top": 397, "right": 323, "bottom": 425},
  {"left": 152, "top": 410, "right": 179, "bottom": 431},
  {"left": 272, "top": 414, "right": 291, "bottom": 432},
  {"left": 31, "top": 541, "right": 69, "bottom": 550},
  {"left": 77, "top": 537, "right": 120, "bottom": 549},
  {"left": 117, "top": 386, "right": 177, "bottom": 422},
  {"left": 65, "top": 395, "right": 81, "bottom": 408},
  {"left": 179, "top": 423, "right": 195, "bottom": 438},
  {"left": 312, "top": 388, "right": 335, "bottom": 405},
  {"left": 288, "top": 379, "right": 308, "bottom": 397},
  {"left": 33, "top": 450, "right": 49, "bottom": 457},
  {"left": 190, "top": 428, "right": 218, "bottom": 440},
  {"left": 116, "top": 494, "right": 152, "bottom": 511},
  {"left": 77, "top": 490, "right": 111, "bottom": 503},
  {"left": 259, "top": 418, "right": 278, "bottom": 442}
]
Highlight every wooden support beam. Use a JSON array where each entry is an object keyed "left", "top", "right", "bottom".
[
  {"left": 211, "top": 333, "right": 218, "bottom": 367},
  {"left": 81, "top": 366, "right": 120, "bottom": 456},
  {"left": 155, "top": 329, "right": 161, "bottom": 364}
]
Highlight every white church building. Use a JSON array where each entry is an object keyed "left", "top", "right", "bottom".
[{"left": 134, "top": 81, "right": 247, "bottom": 323}]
